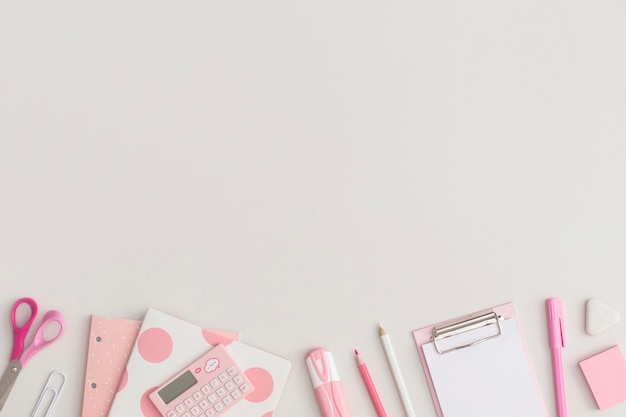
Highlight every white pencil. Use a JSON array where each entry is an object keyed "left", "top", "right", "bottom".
[{"left": 379, "top": 323, "right": 416, "bottom": 417}]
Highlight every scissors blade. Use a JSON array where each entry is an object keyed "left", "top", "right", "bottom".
[{"left": 0, "top": 360, "right": 22, "bottom": 411}]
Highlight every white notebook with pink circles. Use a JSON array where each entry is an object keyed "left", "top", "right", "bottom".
[{"left": 107, "top": 308, "right": 291, "bottom": 417}]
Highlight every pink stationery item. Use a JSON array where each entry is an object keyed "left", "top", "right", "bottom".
[
  {"left": 305, "top": 348, "right": 351, "bottom": 417},
  {"left": 81, "top": 317, "right": 142, "bottom": 417},
  {"left": 413, "top": 302, "right": 547, "bottom": 417},
  {"left": 547, "top": 298, "right": 567, "bottom": 417},
  {"left": 579, "top": 345, "right": 626, "bottom": 410},
  {"left": 81, "top": 316, "right": 239, "bottom": 417},
  {"left": 355, "top": 349, "right": 387, "bottom": 417},
  {"left": 149, "top": 344, "right": 255, "bottom": 417},
  {"left": 0, "top": 297, "right": 65, "bottom": 411},
  {"left": 107, "top": 309, "right": 291, "bottom": 417}
]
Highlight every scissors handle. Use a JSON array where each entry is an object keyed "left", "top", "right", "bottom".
[
  {"left": 20, "top": 310, "right": 65, "bottom": 367},
  {"left": 10, "top": 298, "right": 39, "bottom": 361}
]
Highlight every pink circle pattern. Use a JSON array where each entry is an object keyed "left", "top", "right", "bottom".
[
  {"left": 140, "top": 387, "right": 161, "bottom": 417},
  {"left": 137, "top": 328, "right": 173, "bottom": 363},
  {"left": 244, "top": 367, "right": 274, "bottom": 403},
  {"left": 202, "top": 329, "right": 234, "bottom": 346},
  {"left": 117, "top": 368, "right": 129, "bottom": 392}
]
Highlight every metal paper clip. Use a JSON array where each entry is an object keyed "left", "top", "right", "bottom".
[{"left": 32, "top": 371, "right": 66, "bottom": 417}]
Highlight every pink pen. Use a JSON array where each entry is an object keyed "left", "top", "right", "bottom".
[
  {"left": 547, "top": 298, "right": 567, "bottom": 417},
  {"left": 306, "top": 348, "right": 351, "bottom": 417}
]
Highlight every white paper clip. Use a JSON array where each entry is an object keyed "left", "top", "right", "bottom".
[{"left": 32, "top": 371, "right": 66, "bottom": 417}]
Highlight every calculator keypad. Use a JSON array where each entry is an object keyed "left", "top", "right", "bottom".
[
  {"left": 163, "top": 371, "right": 250, "bottom": 417},
  {"left": 149, "top": 345, "right": 255, "bottom": 417}
]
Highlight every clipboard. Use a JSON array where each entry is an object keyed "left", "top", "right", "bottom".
[{"left": 413, "top": 302, "right": 548, "bottom": 417}]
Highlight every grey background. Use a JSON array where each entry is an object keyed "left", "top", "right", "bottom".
[{"left": 1, "top": 1, "right": 625, "bottom": 416}]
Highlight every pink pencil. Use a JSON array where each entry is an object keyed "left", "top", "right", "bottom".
[{"left": 355, "top": 349, "right": 388, "bottom": 417}]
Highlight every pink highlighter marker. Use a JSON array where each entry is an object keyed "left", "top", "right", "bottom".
[
  {"left": 547, "top": 298, "right": 567, "bottom": 417},
  {"left": 306, "top": 348, "right": 351, "bottom": 417}
]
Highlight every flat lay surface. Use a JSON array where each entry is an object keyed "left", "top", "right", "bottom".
[{"left": 1, "top": 1, "right": 626, "bottom": 416}]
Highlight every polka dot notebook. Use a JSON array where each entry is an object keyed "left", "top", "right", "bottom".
[
  {"left": 81, "top": 316, "right": 240, "bottom": 417},
  {"left": 106, "top": 309, "right": 291, "bottom": 417},
  {"left": 81, "top": 317, "right": 142, "bottom": 417}
]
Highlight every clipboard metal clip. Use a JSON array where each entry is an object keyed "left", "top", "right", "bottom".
[{"left": 432, "top": 311, "right": 503, "bottom": 354}]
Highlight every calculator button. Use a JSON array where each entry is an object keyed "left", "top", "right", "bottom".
[
  {"left": 240, "top": 383, "right": 250, "bottom": 393},
  {"left": 208, "top": 394, "right": 218, "bottom": 403},
  {"left": 214, "top": 402, "right": 224, "bottom": 412},
  {"left": 227, "top": 366, "right": 236, "bottom": 376},
  {"left": 218, "top": 372, "right": 228, "bottom": 382},
  {"left": 209, "top": 379, "right": 220, "bottom": 388},
  {"left": 222, "top": 396, "right": 233, "bottom": 406},
  {"left": 190, "top": 406, "right": 201, "bottom": 416},
  {"left": 225, "top": 381, "right": 235, "bottom": 391},
  {"left": 166, "top": 411, "right": 176, "bottom": 417},
  {"left": 193, "top": 391, "right": 202, "bottom": 401},
  {"left": 205, "top": 411, "right": 215, "bottom": 417},
  {"left": 231, "top": 390, "right": 241, "bottom": 400},
  {"left": 233, "top": 375, "right": 243, "bottom": 384},
  {"left": 216, "top": 387, "right": 226, "bottom": 397},
  {"left": 184, "top": 398, "right": 194, "bottom": 407},
  {"left": 176, "top": 404, "right": 186, "bottom": 413},
  {"left": 201, "top": 385, "right": 211, "bottom": 395}
]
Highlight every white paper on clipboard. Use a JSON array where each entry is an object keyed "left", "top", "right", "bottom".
[{"left": 413, "top": 303, "right": 547, "bottom": 417}]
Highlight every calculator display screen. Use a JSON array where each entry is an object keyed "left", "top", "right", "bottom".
[{"left": 157, "top": 370, "right": 198, "bottom": 404}]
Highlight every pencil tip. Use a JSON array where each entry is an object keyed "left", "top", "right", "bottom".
[{"left": 354, "top": 349, "right": 359, "bottom": 355}]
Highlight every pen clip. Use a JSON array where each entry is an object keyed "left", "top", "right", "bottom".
[
  {"left": 305, "top": 348, "right": 344, "bottom": 385},
  {"left": 557, "top": 315, "right": 566, "bottom": 347},
  {"left": 547, "top": 299, "right": 566, "bottom": 348},
  {"left": 311, "top": 349, "right": 330, "bottom": 382}
]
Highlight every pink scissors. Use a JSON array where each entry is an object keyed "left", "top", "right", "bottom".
[{"left": 0, "top": 297, "right": 65, "bottom": 411}]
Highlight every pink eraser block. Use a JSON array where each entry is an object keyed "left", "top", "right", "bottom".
[{"left": 579, "top": 345, "right": 626, "bottom": 410}]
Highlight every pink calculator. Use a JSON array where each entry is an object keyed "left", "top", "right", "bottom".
[{"left": 149, "top": 344, "right": 254, "bottom": 417}]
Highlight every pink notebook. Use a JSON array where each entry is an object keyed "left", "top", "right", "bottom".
[
  {"left": 81, "top": 316, "right": 239, "bottom": 417},
  {"left": 107, "top": 309, "right": 291, "bottom": 417}
]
